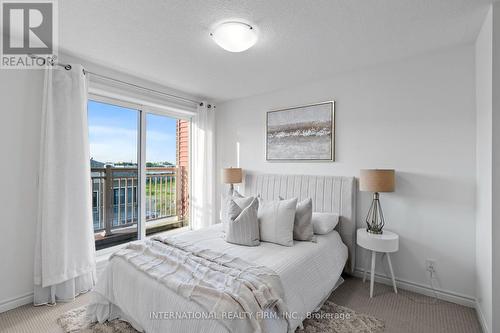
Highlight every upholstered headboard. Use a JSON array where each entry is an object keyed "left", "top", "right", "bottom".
[{"left": 244, "top": 172, "right": 357, "bottom": 274}]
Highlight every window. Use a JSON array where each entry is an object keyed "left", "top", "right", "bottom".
[{"left": 88, "top": 98, "right": 190, "bottom": 250}]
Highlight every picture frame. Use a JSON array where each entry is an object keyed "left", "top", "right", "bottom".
[{"left": 266, "top": 101, "right": 335, "bottom": 161}]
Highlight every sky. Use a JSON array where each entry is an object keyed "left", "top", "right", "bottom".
[{"left": 88, "top": 100, "right": 177, "bottom": 164}]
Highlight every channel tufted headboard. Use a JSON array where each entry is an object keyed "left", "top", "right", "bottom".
[{"left": 244, "top": 172, "right": 357, "bottom": 274}]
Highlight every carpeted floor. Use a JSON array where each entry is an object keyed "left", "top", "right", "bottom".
[
  {"left": 331, "top": 277, "right": 482, "bottom": 333},
  {"left": 0, "top": 293, "right": 92, "bottom": 333},
  {"left": 0, "top": 276, "right": 482, "bottom": 333}
]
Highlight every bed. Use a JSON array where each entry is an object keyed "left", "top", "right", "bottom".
[{"left": 88, "top": 173, "right": 356, "bottom": 333}]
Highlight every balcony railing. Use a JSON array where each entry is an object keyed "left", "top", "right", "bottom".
[{"left": 91, "top": 166, "right": 187, "bottom": 237}]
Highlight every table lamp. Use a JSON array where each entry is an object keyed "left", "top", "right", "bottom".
[
  {"left": 360, "top": 169, "right": 395, "bottom": 234},
  {"left": 222, "top": 167, "right": 242, "bottom": 193}
]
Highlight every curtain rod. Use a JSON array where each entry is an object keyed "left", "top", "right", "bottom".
[
  {"left": 83, "top": 70, "right": 201, "bottom": 105},
  {"left": 28, "top": 55, "right": 202, "bottom": 106}
]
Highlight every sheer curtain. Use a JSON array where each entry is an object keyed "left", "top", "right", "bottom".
[
  {"left": 191, "top": 102, "right": 216, "bottom": 230},
  {"left": 34, "top": 64, "right": 96, "bottom": 305}
]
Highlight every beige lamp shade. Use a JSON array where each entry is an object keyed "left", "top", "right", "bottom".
[
  {"left": 222, "top": 168, "right": 242, "bottom": 184},
  {"left": 359, "top": 169, "right": 395, "bottom": 192}
]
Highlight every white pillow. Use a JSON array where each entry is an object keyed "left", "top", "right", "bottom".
[
  {"left": 258, "top": 197, "right": 297, "bottom": 246},
  {"left": 312, "top": 212, "right": 339, "bottom": 235}
]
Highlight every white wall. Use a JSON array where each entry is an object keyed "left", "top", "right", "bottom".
[
  {"left": 475, "top": 4, "right": 500, "bottom": 331},
  {"left": 216, "top": 44, "right": 477, "bottom": 301},
  {"left": 475, "top": 5, "right": 493, "bottom": 332},
  {"left": 491, "top": 3, "right": 500, "bottom": 332},
  {"left": 0, "top": 70, "right": 44, "bottom": 310}
]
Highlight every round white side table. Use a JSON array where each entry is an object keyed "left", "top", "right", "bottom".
[{"left": 357, "top": 228, "right": 399, "bottom": 298}]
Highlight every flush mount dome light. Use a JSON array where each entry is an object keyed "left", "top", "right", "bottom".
[{"left": 210, "top": 21, "right": 257, "bottom": 52}]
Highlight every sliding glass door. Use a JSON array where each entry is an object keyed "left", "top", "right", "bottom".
[{"left": 88, "top": 98, "right": 189, "bottom": 250}]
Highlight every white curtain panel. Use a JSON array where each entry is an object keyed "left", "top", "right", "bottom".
[
  {"left": 34, "top": 64, "right": 96, "bottom": 305},
  {"left": 191, "top": 102, "right": 216, "bottom": 229}
]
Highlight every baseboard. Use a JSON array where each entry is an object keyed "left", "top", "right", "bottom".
[
  {"left": 352, "top": 268, "right": 476, "bottom": 307},
  {"left": 0, "top": 292, "right": 33, "bottom": 313},
  {"left": 475, "top": 302, "right": 490, "bottom": 333}
]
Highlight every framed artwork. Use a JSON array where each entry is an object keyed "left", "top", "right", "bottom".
[{"left": 266, "top": 101, "right": 335, "bottom": 161}]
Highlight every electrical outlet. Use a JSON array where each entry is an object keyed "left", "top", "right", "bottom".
[{"left": 426, "top": 259, "right": 436, "bottom": 273}]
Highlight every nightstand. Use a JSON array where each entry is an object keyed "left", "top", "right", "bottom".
[{"left": 357, "top": 228, "right": 399, "bottom": 298}]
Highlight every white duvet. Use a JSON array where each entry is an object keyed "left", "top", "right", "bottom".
[{"left": 88, "top": 224, "right": 347, "bottom": 333}]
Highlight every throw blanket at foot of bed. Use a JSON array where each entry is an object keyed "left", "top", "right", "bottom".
[{"left": 93, "top": 237, "right": 289, "bottom": 333}]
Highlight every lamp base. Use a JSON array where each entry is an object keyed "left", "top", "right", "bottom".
[
  {"left": 365, "top": 192, "right": 386, "bottom": 234},
  {"left": 229, "top": 183, "right": 235, "bottom": 196},
  {"left": 366, "top": 228, "right": 383, "bottom": 235}
]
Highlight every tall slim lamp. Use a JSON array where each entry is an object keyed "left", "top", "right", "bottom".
[
  {"left": 360, "top": 169, "right": 395, "bottom": 234},
  {"left": 222, "top": 167, "right": 242, "bottom": 194}
]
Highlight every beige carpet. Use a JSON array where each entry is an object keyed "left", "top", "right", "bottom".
[
  {"left": 0, "top": 293, "right": 92, "bottom": 333},
  {"left": 0, "top": 277, "right": 482, "bottom": 333},
  {"left": 331, "top": 277, "right": 482, "bottom": 333}
]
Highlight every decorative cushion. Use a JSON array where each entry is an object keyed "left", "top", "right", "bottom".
[
  {"left": 293, "top": 198, "right": 314, "bottom": 241},
  {"left": 221, "top": 190, "right": 254, "bottom": 233},
  {"left": 312, "top": 212, "right": 339, "bottom": 234},
  {"left": 224, "top": 197, "right": 260, "bottom": 246},
  {"left": 279, "top": 196, "right": 314, "bottom": 241},
  {"left": 258, "top": 197, "right": 297, "bottom": 246}
]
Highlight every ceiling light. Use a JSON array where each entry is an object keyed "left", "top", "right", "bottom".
[{"left": 210, "top": 21, "right": 257, "bottom": 52}]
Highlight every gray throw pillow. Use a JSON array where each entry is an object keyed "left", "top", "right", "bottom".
[
  {"left": 221, "top": 190, "right": 254, "bottom": 233},
  {"left": 293, "top": 198, "right": 314, "bottom": 241},
  {"left": 279, "top": 197, "right": 314, "bottom": 241},
  {"left": 225, "top": 197, "right": 260, "bottom": 246},
  {"left": 258, "top": 197, "right": 297, "bottom": 246}
]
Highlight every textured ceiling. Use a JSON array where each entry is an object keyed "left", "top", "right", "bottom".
[{"left": 60, "top": 0, "right": 490, "bottom": 101}]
